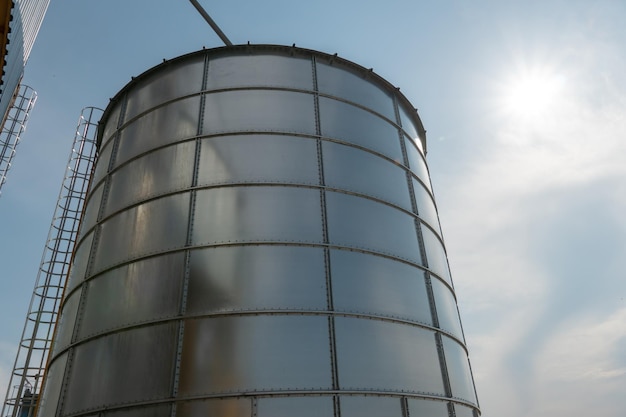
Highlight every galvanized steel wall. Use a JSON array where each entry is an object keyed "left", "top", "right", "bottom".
[{"left": 39, "top": 45, "right": 479, "bottom": 417}]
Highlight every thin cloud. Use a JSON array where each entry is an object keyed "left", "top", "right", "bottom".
[{"left": 435, "top": 31, "right": 626, "bottom": 417}]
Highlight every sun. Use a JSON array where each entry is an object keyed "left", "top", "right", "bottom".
[{"left": 499, "top": 65, "right": 565, "bottom": 124}]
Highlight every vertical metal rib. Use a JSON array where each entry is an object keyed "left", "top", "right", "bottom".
[{"left": 0, "top": 107, "right": 102, "bottom": 417}]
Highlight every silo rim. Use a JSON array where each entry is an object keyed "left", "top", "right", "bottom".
[{"left": 97, "top": 44, "right": 426, "bottom": 152}]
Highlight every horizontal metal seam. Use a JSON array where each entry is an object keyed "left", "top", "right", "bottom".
[
  {"left": 49, "top": 310, "right": 467, "bottom": 364},
  {"left": 62, "top": 241, "right": 456, "bottom": 304},
  {"left": 82, "top": 183, "right": 439, "bottom": 240},
  {"left": 119, "top": 86, "right": 403, "bottom": 132},
  {"left": 86, "top": 133, "right": 431, "bottom": 204},
  {"left": 60, "top": 391, "right": 477, "bottom": 417}
]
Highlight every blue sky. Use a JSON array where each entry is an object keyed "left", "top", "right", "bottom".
[{"left": 1, "top": 1, "right": 626, "bottom": 416}]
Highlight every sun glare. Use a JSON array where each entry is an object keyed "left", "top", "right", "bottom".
[{"left": 499, "top": 66, "right": 565, "bottom": 123}]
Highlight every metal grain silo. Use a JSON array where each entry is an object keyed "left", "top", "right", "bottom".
[{"left": 38, "top": 45, "right": 480, "bottom": 417}]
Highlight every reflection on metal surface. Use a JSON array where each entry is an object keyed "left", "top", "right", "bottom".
[
  {"left": 405, "top": 136, "right": 431, "bottom": 190},
  {"left": 413, "top": 177, "right": 441, "bottom": 234},
  {"left": 407, "top": 398, "right": 450, "bottom": 416},
  {"left": 455, "top": 403, "right": 479, "bottom": 417},
  {"left": 422, "top": 226, "right": 453, "bottom": 284},
  {"left": 177, "top": 398, "right": 250, "bottom": 417},
  {"left": 432, "top": 277, "right": 464, "bottom": 340},
  {"left": 331, "top": 250, "right": 432, "bottom": 324},
  {"left": 105, "top": 141, "right": 195, "bottom": 215},
  {"left": 117, "top": 96, "right": 200, "bottom": 165},
  {"left": 39, "top": 45, "right": 479, "bottom": 417},
  {"left": 78, "top": 253, "right": 185, "bottom": 339},
  {"left": 202, "top": 90, "right": 316, "bottom": 135},
  {"left": 340, "top": 396, "right": 402, "bottom": 417},
  {"left": 36, "top": 353, "right": 66, "bottom": 417},
  {"left": 187, "top": 246, "right": 327, "bottom": 313},
  {"left": 317, "top": 61, "right": 395, "bottom": 119},
  {"left": 63, "top": 323, "right": 178, "bottom": 415},
  {"left": 94, "top": 193, "right": 190, "bottom": 273},
  {"left": 443, "top": 335, "right": 479, "bottom": 404},
  {"left": 319, "top": 96, "right": 403, "bottom": 161},
  {"left": 197, "top": 135, "right": 319, "bottom": 187},
  {"left": 323, "top": 141, "right": 412, "bottom": 210},
  {"left": 178, "top": 316, "right": 332, "bottom": 396},
  {"left": 205, "top": 54, "right": 313, "bottom": 90},
  {"left": 335, "top": 317, "right": 445, "bottom": 394},
  {"left": 326, "top": 191, "right": 422, "bottom": 264},
  {"left": 124, "top": 55, "right": 205, "bottom": 121},
  {"left": 257, "top": 396, "right": 334, "bottom": 417}
]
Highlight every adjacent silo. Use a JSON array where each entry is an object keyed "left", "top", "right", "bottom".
[{"left": 38, "top": 45, "right": 480, "bottom": 417}]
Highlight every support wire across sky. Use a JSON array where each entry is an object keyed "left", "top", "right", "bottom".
[{"left": 1, "top": 107, "right": 103, "bottom": 417}]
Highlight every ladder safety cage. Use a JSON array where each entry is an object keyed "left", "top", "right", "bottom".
[
  {"left": 1, "top": 107, "right": 103, "bottom": 417},
  {"left": 0, "top": 85, "right": 37, "bottom": 196}
]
